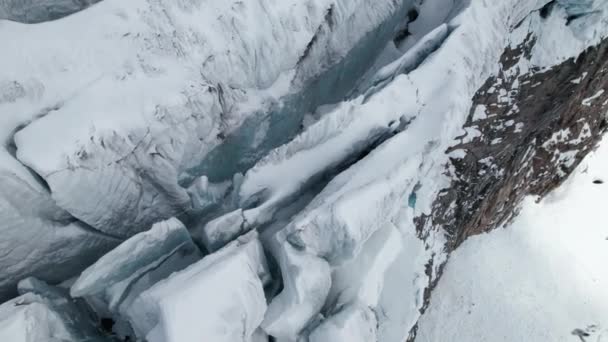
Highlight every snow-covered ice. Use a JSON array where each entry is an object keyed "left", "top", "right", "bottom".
[
  {"left": 0, "top": 176, "right": 118, "bottom": 300},
  {"left": 0, "top": 0, "right": 101, "bottom": 23},
  {"left": 127, "top": 231, "right": 269, "bottom": 342},
  {"left": 199, "top": 209, "right": 246, "bottom": 252},
  {"left": 262, "top": 241, "right": 331, "bottom": 341},
  {"left": 308, "top": 304, "right": 377, "bottom": 342},
  {"left": 70, "top": 218, "right": 201, "bottom": 338},
  {"left": 71, "top": 217, "right": 200, "bottom": 298},
  {"left": 0, "top": 278, "right": 104, "bottom": 342},
  {"left": 3, "top": 0, "right": 408, "bottom": 238}
]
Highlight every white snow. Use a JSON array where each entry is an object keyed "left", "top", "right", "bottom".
[
  {"left": 472, "top": 105, "right": 488, "bottom": 121},
  {"left": 308, "top": 304, "right": 377, "bottom": 342},
  {"left": 582, "top": 89, "right": 605, "bottom": 106},
  {"left": 365, "top": 23, "right": 450, "bottom": 92},
  {"left": 395, "top": 0, "right": 460, "bottom": 52},
  {"left": 69, "top": 217, "right": 201, "bottom": 337},
  {"left": 571, "top": 71, "right": 588, "bottom": 84},
  {"left": 3, "top": 0, "right": 403, "bottom": 237},
  {"left": 71, "top": 217, "right": 199, "bottom": 297},
  {"left": 199, "top": 209, "right": 246, "bottom": 252},
  {"left": 255, "top": 1, "right": 596, "bottom": 339},
  {"left": 262, "top": 242, "right": 332, "bottom": 341},
  {"left": 0, "top": 301, "right": 72, "bottom": 342},
  {"left": 0, "top": 0, "right": 102, "bottom": 23},
  {"left": 329, "top": 223, "right": 403, "bottom": 308},
  {"left": 416, "top": 139, "right": 608, "bottom": 342},
  {"left": 127, "top": 231, "right": 269, "bottom": 342},
  {"left": 376, "top": 215, "right": 436, "bottom": 342},
  {"left": 0, "top": 279, "right": 103, "bottom": 342},
  {"left": 507, "top": 0, "right": 608, "bottom": 73},
  {"left": 0, "top": 176, "right": 118, "bottom": 299}
]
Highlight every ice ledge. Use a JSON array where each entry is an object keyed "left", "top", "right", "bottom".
[{"left": 0, "top": 0, "right": 102, "bottom": 23}]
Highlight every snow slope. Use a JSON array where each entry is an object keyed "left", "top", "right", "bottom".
[{"left": 417, "top": 139, "right": 608, "bottom": 341}]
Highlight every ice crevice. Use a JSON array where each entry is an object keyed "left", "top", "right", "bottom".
[
  {"left": 195, "top": 112, "right": 413, "bottom": 253},
  {"left": 4, "top": 103, "right": 62, "bottom": 193},
  {"left": 4, "top": 0, "right": 423, "bottom": 241},
  {"left": 0, "top": 0, "right": 430, "bottom": 326},
  {"left": 185, "top": 0, "right": 458, "bottom": 253},
  {"left": 177, "top": 0, "right": 416, "bottom": 186},
  {"left": 5, "top": 107, "right": 127, "bottom": 241},
  {"left": 0, "top": 97, "right": 123, "bottom": 300},
  {"left": 0, "top": 0, "right": 103, "bottom": 23}
]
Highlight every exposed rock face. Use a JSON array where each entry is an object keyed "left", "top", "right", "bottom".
[
  {"left": 410, "top": 18, "right": 608, "bottom": 341},
  {"left": 422, "top": 35, "right": 608, "bottom": 251}
]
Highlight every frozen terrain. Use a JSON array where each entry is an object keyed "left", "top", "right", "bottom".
[
  {"left": 0, "top": 0, "right": 102, "bottom": 23},
  {"left": 417, "top": 139, "right": 608, "bottom": 342},
  {"left": 0, "top": 0, "right": 607, "bottom": 341}
]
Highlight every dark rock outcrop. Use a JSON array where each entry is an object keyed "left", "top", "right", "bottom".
[
  {"left": 409, "top": 28, "right": 608, "bottom": 342},
  {"left": 427, "top": 35, "right": 608, "bottom": 250}
]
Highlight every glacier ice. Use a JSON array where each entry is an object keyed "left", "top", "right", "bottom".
[
  {"left": 199, "top": 209, "right": 246, "bottom": 252},
  {"left": 1, "top": 0, "right": 608, "bottom": 341},
  {"left": 0, "top": 171, "right": 119, "bottom": 300},
  {"left": 262, "top": 242, "right": 331, "bottom": 340},
  {"left": 0, "top": 0, "right": 420, "bottom": 313},
  {"left": 0, "top": 278, "right": 106, "bottom": 342},
  {"left": 255, "top": 0, "right": 606, "bottom": 339},
  {"left": 0, "top": 299, "right": 77, "bottom": 342},
  {"left": 308, "top": 304, "right": 377, "bottom": 342},
  {"left": 362, "top": 23, "right": 450, "bottom": 96},
  {"left": 0, "top": 0, "right": 101, "bottom": 23},
  {"left": 126, "top": 231, "right": 269, "bottom": 342},
  {"left": 0, "top": 85, "right": 119, "bottom": 299},
  {"left": 70, "top": 218, "right": 201, "bottom": 338},
  {"left": 71, "top": 217, "right": 200, "bottom": 298},
  {"left": 5, "top": 0, "right": 413, "bottom": 240},
  {"left": 186, "top": 175, "right": 230, "bottom": 213},
  {"left": 558, "top": 0, "right": 598, "bottom": 16},
  {"left": 301, "top": 224, "right": 404, "bottom": 342}
]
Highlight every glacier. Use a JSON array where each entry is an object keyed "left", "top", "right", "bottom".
[
  {"left": 0, "top": 0, "right": 608, "bottom": 341},
  {"left": 126, "top": 231, "right": 269, "bottom": 342},
  {"left": 0, "top": 0, "right": 101, "bottom": 23},
  {"left": 0, "top": 277, "right": 105, "bottom": 342},
  {"left": 70, "top": 218, "right": 202, "bottom": 339},
  {"left": 0, "top": 0, "right": 414, "bottom": 300}
]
